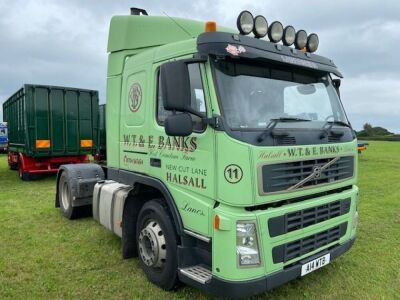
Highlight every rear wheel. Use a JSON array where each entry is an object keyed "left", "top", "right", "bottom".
[
  {"left": 136, "top": 199, "right": 179, "bottom": 290},
  {"left": 58, "top": 172, "right": 79, "bottom": 219}
]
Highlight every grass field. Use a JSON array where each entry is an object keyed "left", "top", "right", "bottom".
[{"left": 0, "top": 142, "right": 399, "bottom": 299}]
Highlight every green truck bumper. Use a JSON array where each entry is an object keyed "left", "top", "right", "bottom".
[{"left": 180, "top": 237, "right": 355, "bottom": 298}]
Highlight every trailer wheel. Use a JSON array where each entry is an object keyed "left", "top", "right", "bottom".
[
  {"left": 58, "top": 172, "right": 79, "bottom": 219},
  {"left": 18, "top": 164, "right": 30, "bottom": 181},
  {"left": 136, "top": 199, "right": 179, "bottom": 290}
]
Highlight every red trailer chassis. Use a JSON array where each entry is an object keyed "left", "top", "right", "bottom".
[{"left": 8, "top": 151, "right": 89, "bottom": 180}]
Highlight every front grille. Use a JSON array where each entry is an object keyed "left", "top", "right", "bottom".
[
  {"left": 261, "top": 156, "right": 354, "bottom": 193},
  {"left": 268, "top": 198, "right": 351, "bottom": 237},
  {"left": 272, "top": 222, "right": 347, "bottom": 263}
]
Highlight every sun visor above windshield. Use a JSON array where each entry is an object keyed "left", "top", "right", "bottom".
[{"left": 197, "top": 32, "right": 343, "bottom": 78}]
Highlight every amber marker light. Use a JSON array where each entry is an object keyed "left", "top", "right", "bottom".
[
  {"left": 214, "top": 215, "right": 220, "bottom": 230},
  {"left": 205, "top": 21, "right": 217, "bottom": 32}
]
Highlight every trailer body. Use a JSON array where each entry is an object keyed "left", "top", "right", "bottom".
[{"left": 3, "top": 84, "right": 99, "bottom": 178}]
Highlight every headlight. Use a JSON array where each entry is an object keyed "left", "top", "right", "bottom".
[
  {"left": 253, "top": 15, "right": 268, "bottom": 38},
  {"left": 237, "top": 10, "right": 254, "bottom": 35},
  {"left": 236, "top": 221, "right": 261, "bottom": 266},
  {"left": 295, "top": 29, "right": 308, "bottom": 50},
  {"left": 268, "top": 21, "right": 284, "bottom": 43}
]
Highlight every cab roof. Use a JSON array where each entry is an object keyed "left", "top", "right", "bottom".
[{"left": 108, "top": 15, "right": 232, "bottom": 53}]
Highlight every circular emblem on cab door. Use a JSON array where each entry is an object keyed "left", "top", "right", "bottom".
[{"left": 128, "top": 83, "right": 142, "bottom": 112}]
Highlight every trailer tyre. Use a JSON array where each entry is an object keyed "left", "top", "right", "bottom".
[
  {"left": 58, "top": 172, "right": 79, "bottom": 219},
  {"left": 18, "top": 164, "right": 30, "bottom": 181},
  {"left": 136, "top": 199, "right": 179, "bottom": 290}
]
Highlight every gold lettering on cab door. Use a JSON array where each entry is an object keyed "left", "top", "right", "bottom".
[{"left": 165, "top": 164, "right": 207, "bottom": 189}]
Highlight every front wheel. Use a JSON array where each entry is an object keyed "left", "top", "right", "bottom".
[{"left": 136, "top": 199, "right": 179, "bottom": 290}]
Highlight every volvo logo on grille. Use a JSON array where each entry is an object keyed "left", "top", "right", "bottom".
[
  {"left": 313, "top": 165, "right": 323, "bottom": 179},
  {"left": 287, "top": 157, "right": 341, "bottom": 191}
]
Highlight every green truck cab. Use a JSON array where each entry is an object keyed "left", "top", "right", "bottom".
[{"left": 56, "top": 9, "right": 358, "bottom": 298}]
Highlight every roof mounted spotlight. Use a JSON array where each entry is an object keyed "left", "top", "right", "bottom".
[
  {"left": 253, "top": 15, "right": 268, "bottom": 38},
  {"left": 295, "top": 29, "right": 307, "bottom": 50},
  {"left": 283, "top": 25, "right": 296, "bottom": 46},
  {"left": 267, "top": 21, "right": 284, "bottom": 43},
  {"left": 306, "top": 33, "right": 319, "bottom": 53},
  {"left": 237, "top": 11, "right": 254, "bottom": 35}
]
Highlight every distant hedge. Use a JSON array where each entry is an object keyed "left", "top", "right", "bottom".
[{"left": 358, "top": 135, "right": 400, "bottom": 141}]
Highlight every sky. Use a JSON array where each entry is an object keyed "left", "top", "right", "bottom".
[{"left": 0, "top": 0, "right": 399, "bottom": 132}]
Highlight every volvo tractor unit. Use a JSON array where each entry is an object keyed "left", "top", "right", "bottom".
[{"left": 56, "top": 8, "right": 358, "bottom": 298}]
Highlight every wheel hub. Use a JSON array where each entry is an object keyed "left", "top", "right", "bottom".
[{"left": 138, "top": 220, "right": 166, "bottom": 268}]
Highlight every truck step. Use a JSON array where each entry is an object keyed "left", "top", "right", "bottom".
[{"left": 179, "top": 265, "right": 212, "bottom": 284}]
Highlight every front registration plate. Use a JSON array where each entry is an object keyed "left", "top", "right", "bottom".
[{"left": 301, "top": 253, "right": 330, "bottom": 276}]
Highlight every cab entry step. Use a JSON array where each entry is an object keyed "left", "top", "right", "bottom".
[{"left": 179, "top": 265, "right": 212, "bottom": 284}]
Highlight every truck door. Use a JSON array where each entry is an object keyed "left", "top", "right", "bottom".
[
  {"left": 150, "top": 61, "right": 215, "bottom": 234},
  {"left": 119, "top": 63, "right": 150, "bottom": 175}
]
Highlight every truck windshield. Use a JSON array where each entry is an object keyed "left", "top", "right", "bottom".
[{"left": 212, "top": 60, "right": 348, "bottom": 130}]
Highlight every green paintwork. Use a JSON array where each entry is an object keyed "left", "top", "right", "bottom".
[
  {"left": 3, "top": 84, "right": 99, "bottom": 157},
  {"left": 106, "top": 15, "right": 359, "bottom": 283}
]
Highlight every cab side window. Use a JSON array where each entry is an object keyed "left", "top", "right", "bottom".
[{"left": 157, "top": 63, "right": 206, "bottom": 132}]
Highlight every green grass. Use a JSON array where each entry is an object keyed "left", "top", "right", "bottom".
[{"left": 0, "top": 142, "right": 399, "bottom": 299}]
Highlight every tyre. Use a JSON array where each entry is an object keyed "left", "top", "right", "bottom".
[
  {"left": 9, "top": 163, "right": 18, "bottom": 171},
  {"left": 18, "top": 164, "right": 30, "bottom": 181},
  {"left": 136, "top": 199, "right": 179, "bottom": 290},
  {"left": 58, "top": 172, "right": 80, "bottom": 219}
]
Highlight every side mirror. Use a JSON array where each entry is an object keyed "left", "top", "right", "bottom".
[
  {"left": 332, "top": 79, "right": 341, "bottom": 97},
  {"left": 165, "top": 113, "right": 193, "bottom": 137},
  {"left": 160, "top": 60, "right": 191, "bottom": 112}
]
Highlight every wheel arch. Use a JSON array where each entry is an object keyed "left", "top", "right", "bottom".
[{"left": 108, "top": 168, "right": 184, "bottom": 236}]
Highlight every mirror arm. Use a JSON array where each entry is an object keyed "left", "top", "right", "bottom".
[{"left": 203, "top": 115, "right": 224, "bottom": 130}]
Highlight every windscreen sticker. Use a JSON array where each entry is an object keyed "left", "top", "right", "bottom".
[
  {"left": 280, "top": 55, "right": 319, "bottom": 70},
  {"left": 226, "top": 44, "right": 246, "bottom": 56}
]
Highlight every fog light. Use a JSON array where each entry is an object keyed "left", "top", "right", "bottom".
[
  {"left": 283, "top": 25, "right": 296, "bottom": 46},
  {"left": 295, "top": 29, "right": 307, "bottom": 50},
  {"left": 306, "top": 33, "right": 319, "bottom": 53},
  {"left": 253, "top": 15, "right": 268, "bottom": 38},
  {"left": 268, "top": 21, "right": 284, "bottom": 43},
  {"left": 237, "top": 10, "right": 254, "bottom": 35},
  {"left": 236, "top": 221, "right": 261, "bottom": 266}
]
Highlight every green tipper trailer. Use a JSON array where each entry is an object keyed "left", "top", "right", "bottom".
[
  {"left": 3, "top": 84, "right": 99, "bottom": 180},
  {"left": 54, "top": 8, "right": 359, "bottom": 298}
]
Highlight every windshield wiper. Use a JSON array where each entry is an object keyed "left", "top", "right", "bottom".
[
  {"left": 320, "top": 120, "right": 352, "bottom": 139},
  {"left": 257, "top": 117, "right": 311, "bottom": 142}
]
